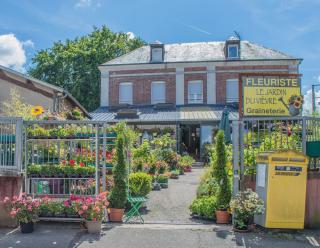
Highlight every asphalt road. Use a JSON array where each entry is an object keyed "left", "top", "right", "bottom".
[{"left": 0, "top": 167, "right": 319, "bottom": 248}]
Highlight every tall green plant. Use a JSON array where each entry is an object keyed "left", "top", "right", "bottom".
[
  {"left": 212, "top": 130, "right": 231, "bottom": 210},
  {"left": 109, "top": 134, "right": 127, "bottom": 209}
]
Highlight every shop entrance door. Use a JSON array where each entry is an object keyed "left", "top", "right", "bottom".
[{"left": 180, "top": 124, "right": 200, "bottom": 160}]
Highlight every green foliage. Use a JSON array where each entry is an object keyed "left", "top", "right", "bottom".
[
  {"left": 156, "top": 174, "right": 169, "bottom": 184},
  {"left": 29, "top": 26, "right": 145, "bottom": 111},
  {"left": 27, "top": 164, "right": 41, "bottom": 175},
  {"left": 212, "top": 131, "right": 231, "bottom": 210},
  {"left": 230, "top": 189, "right": 264, "bottom": 229},
  {"left": 129, "top": 172, "right": 152, "bottom": 197},
  {"left": 109, "top": 134, "right": 127, "bottom": 209},
  {"left": 189, "top": 196, "right": 218, "bottom": 219},
  {"left": 178, "top": 155, "right": 195, "bottom": 168}
]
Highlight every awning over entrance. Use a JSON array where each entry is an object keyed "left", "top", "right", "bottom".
[{"left": 91, "top": 105, "right": 239, "bottom": 123}]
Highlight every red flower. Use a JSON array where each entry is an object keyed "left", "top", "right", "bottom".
[
  {"left": 69, "top": 160, "right": 75, "bottom": 166},
  {"left": 79, "top": 162, "right": 85, "bottom": 167}
]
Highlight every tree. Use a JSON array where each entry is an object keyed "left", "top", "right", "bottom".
[
  {"left": 28, "top": 26, "right": 145, "bottom": 111},
  {"left": 212, "top": 130, "right": 231, "bottom": 210},
  {"left": 108, "top": 134, "right": 127, "bottom": 209}
]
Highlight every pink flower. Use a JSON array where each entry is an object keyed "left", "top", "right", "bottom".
[
  {"left": 3, "top": 196, "right": 10, "bottom": 203},
  {"left": 28, "top": 206, "right": 33, "bottom": 211},
  {"left": 63, "top": 201, "right": 70, "bottom": 207},
  {"left": 82, "top": 205, "right": 88, "bottom": 211},
  {"left": 10, "top": 210, "right": 17, "bottom": 217},
  {"left": 78, "top": 210, "right": 84, "bottom": 215}
]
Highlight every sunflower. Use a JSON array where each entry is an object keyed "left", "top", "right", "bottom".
[
  {"left": 294, "top": 101, "right": 301, "bottom": 109},
  {"left": 31, "top": 106, "right": 44, "bottom": 116}
]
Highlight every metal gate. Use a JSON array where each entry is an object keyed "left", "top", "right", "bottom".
[{"left": 0, "top": 117, "right": 23, "bottom": 173}]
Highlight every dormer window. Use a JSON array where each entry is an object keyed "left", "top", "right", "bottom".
[
  {"left": 225, "top": 36, "right": 240, "bottom": 60},
  {"left": 150, "top": 41, "right": 164, "bottom": 63},
  {"left": 227, "top": 44, "right": 239, "bottom": 59}
]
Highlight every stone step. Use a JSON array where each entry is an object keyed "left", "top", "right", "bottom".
[{"left": 192, "top": 162, "right": 204, "bottom": 167}]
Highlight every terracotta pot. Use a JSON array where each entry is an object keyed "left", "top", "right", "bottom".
[
  {"left": 109, "top": 208, "right": 124, "bottom": 222},
  {"left": 86, "top": 220, "right": 102, "bottom": 234},
  {"left": 215, "top": 210, "right": 230, "bottom": 224}
]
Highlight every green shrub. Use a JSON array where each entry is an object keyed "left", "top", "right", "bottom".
[
  {"left": 156, "top": 174, "right": 168, "bottom": 184},
  {"left": 213, "top": 130, "right": 231, "bottom": 210},
  {"left": 189, "top": 196, "right": 218, "bottom": 219},
  {"left": 196, "top": 179, "right": 219, "bottom": 198},
  {"left": 108, "top": 134, "right": 127, "bottom": 209},
  {"left": 27, "top": 164, "right": 41, "bottom": 175},
  {"left": 178, "top": 155, "right": 195, "bottom": 168},
  {"left": 129, "top": 172, "right": 152, "bottom": 197}
]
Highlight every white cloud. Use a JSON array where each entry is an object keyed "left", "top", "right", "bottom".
[
  {"left": 303, "top": 89, "right": 320, "bottom": 115},
  {"left": 22, "top": 39, "right": 34, "bottom": 48},
  {"left": 75, "top": 0, "right": 101, "bottom": 8},
  {"left": 126, "top": 32, "right": 135, "bottom": 40},
  {"left": 75, "top": 0, "right": 92, "bottom": 8},
  {"left": 0, "top": 34, "right": 33, "bottom": 72}
]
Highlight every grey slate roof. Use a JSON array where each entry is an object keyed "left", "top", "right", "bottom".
[
  {"left": 90, "top": 105, "right": 239, "bottom": 123},
  {"left": 102, "top": 41, "right": 298, "bottom": 66}
]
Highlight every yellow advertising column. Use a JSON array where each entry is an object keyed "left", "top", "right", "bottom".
[{"left": 255, "top": 151, "right": 308, "bottom": 229}]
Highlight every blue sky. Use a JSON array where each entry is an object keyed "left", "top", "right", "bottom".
[{"left": 0, "top": 0, "right": 319, "bottom": 98}]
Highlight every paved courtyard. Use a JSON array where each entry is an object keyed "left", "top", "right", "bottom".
[{"left": 1, "top": 167, "right": 320, "bottom": 247}]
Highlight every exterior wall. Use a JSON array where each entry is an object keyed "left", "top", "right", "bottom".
[
  {"left": 0, "top": 176, "right": 23, "bottom": 227},
  {"left": 101, "top": 61, "right": 298, "bottom": 107},
  {"left": 0, "top": 78, "right": 54, "bottom": 114},
  {"left": 215, "top": 65, "right": 290, "bottom": 104},
  {"left": 109, "top": 69, "right": 176, "bottom": 106}
]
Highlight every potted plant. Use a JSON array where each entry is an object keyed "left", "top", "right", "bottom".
[
  {"left": 230, "top": 189, "right": 264, "bottom": 232},
  {"left": 129, "top": 172, "right": 152, "bottom": 197},
  {"left": 108, "top": 135, "right": 127, "bottom": 222},
  {"left": 64, "top": 202, "right": 80, "bottom": 218},
  {"left": 213, "top": 131, "right": 231, "bottom": 224},
  {"left": 157, "top": 174, "right": 169, "bottom": 188},
  {"left": 179, "top": 155, "right": 195, "bottom": 173},
  {"left": 27, "top": 164, "right": 41, "bottom": 178},
  {"left": 4, "top": 194, "right": 40, "bottom": 233},
  {"left": 75, "top": 193, "right": 109, "bottom": 233},
  {"left": 170, "top": 170, "right": 179, "bottom": 179}
]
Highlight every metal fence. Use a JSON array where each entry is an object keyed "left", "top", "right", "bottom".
[
  {"left": 0, "top": 117, "right": 22, "bottom": 172},
  {"left": 232, "top": 116, "right": 320, "bottom": 194}
]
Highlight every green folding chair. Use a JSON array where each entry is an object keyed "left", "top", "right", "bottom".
[{"left": 124, "top": 195, "right": 146, "bottom": 223}]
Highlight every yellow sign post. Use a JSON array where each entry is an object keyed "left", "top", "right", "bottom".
[{"left": 241, "top": 75, "right": 303, "bottom": 117}]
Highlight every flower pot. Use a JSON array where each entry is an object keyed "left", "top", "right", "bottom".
[
  {"left": 109, "top": 208, "right": 124, "bottom": 222},
  {"left": 183, "top": 167, "right": 192, "bottom": 173},
  {"left": 215, "top": 210, "right": 230, "bottom": 224},
  {"left": 86, "top": 220, "right": 102, "bottom": 234},
  {"left": 20, "top": 222, "right": 34, "bottom": 233}
]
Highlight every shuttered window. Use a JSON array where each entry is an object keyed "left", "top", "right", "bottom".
[
  {"left": 119, "top": 82, "right": 133, "bottom": 104},
  {"left": 151, "top": 81, "right": 166, "bottom": 104},
  {"left": 188, "top": 80, "right": 203, "bottom": 104},
  {"left": 226, "top": 79, "right": 239, "bottom": 103}
]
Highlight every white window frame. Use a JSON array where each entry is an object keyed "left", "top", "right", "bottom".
[
  {"left": 226, "top": 79, "right": 239, "bottom": 103},
  {"left": 151, "top": 81, "right": 166, "bottom": 104},
  {"left": 119, "top": 82, "right": 133, "bottom": 105},
  {"left": 227, "top": 44, "right": 239, "bottom": 59},
  {"left": 188, "top": 80, "right": 203, "bottom": 104}
]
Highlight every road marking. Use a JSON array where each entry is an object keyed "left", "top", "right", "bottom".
[
  {"left": 306, "top": 236, "right": 320, "bottom": 247},
  {"left": 106, "top": 223, "right": 223, "bottom": 231}
]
